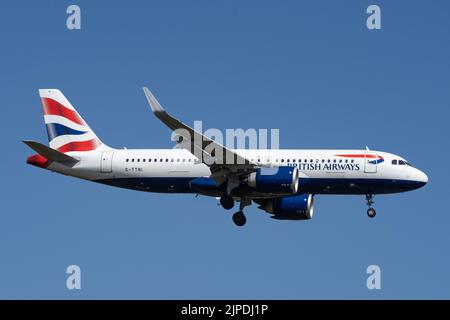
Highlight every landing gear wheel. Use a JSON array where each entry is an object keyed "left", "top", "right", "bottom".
[
  {"left": 367, "top": 208, "right": 376, "bottom": 218},
  {"left": 232, "top": 211, "right": 246, "bottom": 227},
  {"left": 220, "top": 196, "right": 234, "bottom": 210}
]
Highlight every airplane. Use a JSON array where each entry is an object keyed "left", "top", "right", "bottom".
[{"left": 24, "top": 88, "right": 428, "bottom": 227}]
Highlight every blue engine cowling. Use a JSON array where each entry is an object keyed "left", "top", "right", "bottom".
[
  {"left": 258, "top": 194, "right": 314, "bottom": 220},
  {"left": 247, "top": 166, "right": 299, "bottom": 194},
  {"left": 190, "top": 177, "right": 220, "bottom": 195}
]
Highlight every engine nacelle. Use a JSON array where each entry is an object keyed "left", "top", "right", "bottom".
[
  {"left": 190, "top": 177, "right": 219, "bottom": 194},
  {"left": 259, "top": 194, "right": 314, "bottom": 220},
  {"left": 247, "top": 166, "right": 299, "bottom": 194}
]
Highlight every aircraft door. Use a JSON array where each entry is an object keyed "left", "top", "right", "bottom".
[
  {"left": 364, "top": 151, "right": 378, "bottom": 173},
  {"left": 101, "top": 151, "right": 114, "bottom": 173}
]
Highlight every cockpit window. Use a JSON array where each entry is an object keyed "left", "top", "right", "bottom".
[{"left": 392, "top": 159, "right": 412, "bottom": 166}]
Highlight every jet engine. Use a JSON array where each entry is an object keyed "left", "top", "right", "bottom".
[
  {"left": 256, "top": 194, "right": 314, "bottom": 220},
  {"left": 247, "top": 166, "right": 299, "bottom": 194}
]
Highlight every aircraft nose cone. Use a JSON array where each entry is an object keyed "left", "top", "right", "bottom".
[
  {"left": 419, "top": 170, "right": 428, "bottom": 183},
  {"left": 416, "top": 170, "right": 428, "bottom": 188}
]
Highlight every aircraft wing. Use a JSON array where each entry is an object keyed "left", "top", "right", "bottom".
[{"left": 143, "top": 87, "right": 257, "bottom": 185}]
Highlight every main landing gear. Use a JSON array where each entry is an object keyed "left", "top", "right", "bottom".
[
  {"left": 220, "top": 195, "right": 234, "bottom": 210},
  {"left": 232, "top": 211, "right": 246, "bottom": 227},
  {"left": 219, "top": 195, "right": 248, "bottom": 226},
  {"left": 232, "top": 198, "right": 251, "bottom": 227},
  {"left": 365, "top": 194, "right": 376, "bottom": 218}
]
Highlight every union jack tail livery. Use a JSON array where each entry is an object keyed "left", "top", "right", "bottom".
[{"left": 39, "top": 89, "right": 106, "bottom": 153}]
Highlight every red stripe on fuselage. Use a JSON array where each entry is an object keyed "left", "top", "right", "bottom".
[
  {"left": 41, "top": 97, "right": 86, "bottom": 126},
  {"left": 57, "top": 139, "right": 101, "bottom": 153},
  {"left": 335, "top": 154, "right": 380, "bottom": 159}
]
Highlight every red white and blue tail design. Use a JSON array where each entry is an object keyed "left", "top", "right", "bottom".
[{"left": 39, "top": 89, "right": 108, "bottom": 153}]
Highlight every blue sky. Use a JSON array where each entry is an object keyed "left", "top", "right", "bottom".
[{"left": 1, "top": 0, "right": 449, "bottom": 299}]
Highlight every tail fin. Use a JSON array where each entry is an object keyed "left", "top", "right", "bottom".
[{"left": 39, "top": 89, "right": 107, "bottom": 153}]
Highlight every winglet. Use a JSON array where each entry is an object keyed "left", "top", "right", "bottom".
[
  {"left": 142, "top": 86, "right": 180, "bottom": 131},
  {"left": 143, "top": 87, "right": 165, "bottom": 113}
]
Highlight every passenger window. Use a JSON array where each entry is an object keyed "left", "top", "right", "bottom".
[
  {"left": 182, "top": 159, "right": 185, "bottom": 162},
  {"left": 281, "top": 159, "right": 284, "bottom": 163},
  {"left": 126, "top": 159, "right": 129, "bottom": 162},
  {"left": 392, "top": 160, "right": 397, "bottom": 165},
  {"left": 165, "top": 159, "right": 169, "bottom": 162},
  {"left": 149, "top": 159, "right": 152, "bottom": 162},
  {"left": 131, "top": 159, "right": 135, "bottom": 162},
  {"left": 143, "top": 159, "right": 146, "bottom": 162},
  {"left": 171, "top": 159, "right": 174, "bottom": 162},
  {"left": 160, "top": 159, "right": 163, "bottom": 162},
  {"left": 287, "top": 159, "right": 290, "bottom": 163}
]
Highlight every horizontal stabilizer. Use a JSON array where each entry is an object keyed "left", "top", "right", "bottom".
[{"left": 23, "top": 140, "right": 79, "bottom": 164}]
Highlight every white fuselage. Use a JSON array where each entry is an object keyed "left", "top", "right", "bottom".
[{"left": 44, "top": 148, "right": 428, "bottom": 196}]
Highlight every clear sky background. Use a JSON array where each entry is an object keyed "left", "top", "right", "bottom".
[{"left": 1, "top": 0, "right": 449, "bottom": 299}]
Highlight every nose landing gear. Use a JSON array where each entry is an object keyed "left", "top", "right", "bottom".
[
  {"left": 367, "top": 207, "right": 376, "bottom": 218},
  {"left": 366, "top": 194, "right": 376, "bottom": 218}
]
